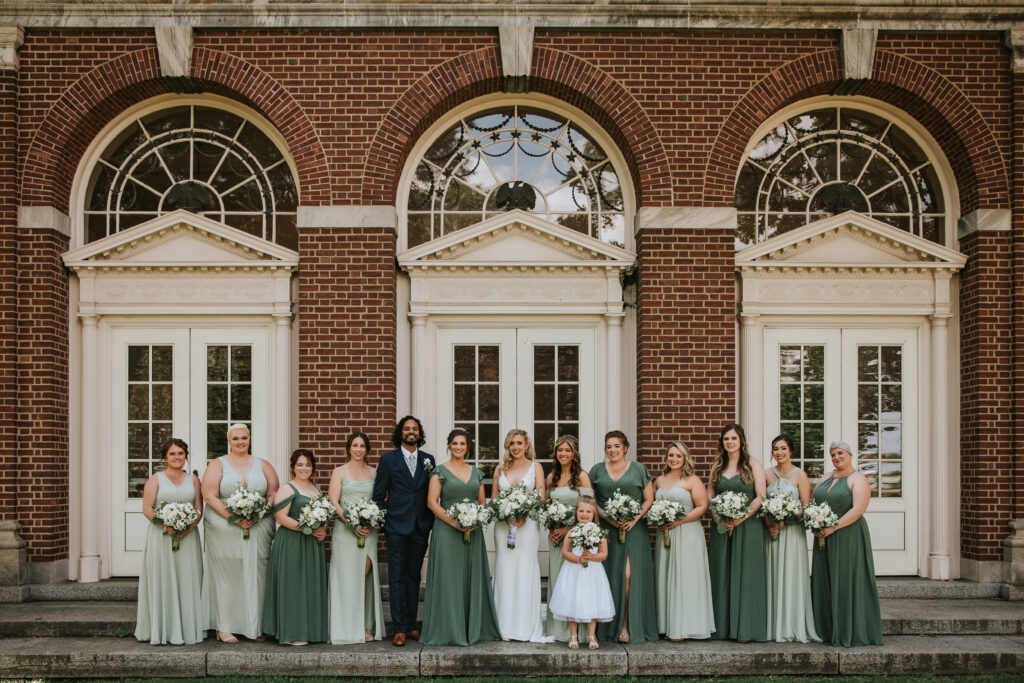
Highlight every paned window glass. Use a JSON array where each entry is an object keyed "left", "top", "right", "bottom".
[
  {"left": 206, "top": 345, "right": 253, "bottom": 457},
  {"left": 778, "top": 344, "right": 826, "bottom": 479},
  {"left": 736, "top": 106, "right": 946, "bottom": 248},
  {"left": 85, "top": 105, "right": 298, "bottom": 249},
  {"left": 127, "top": 345, "right": 174, "bottom": 497},
  {"left": 856, "top": 345, "right": 904, "bottom": 498},
  {"left": 453, "top": 345, "right": 501, "bottom": 478},
  {"left": 408, "top": 105, "right": 625, "bottom": 247},
  {"left": 532, "top": 344, "right": 580, "bottom": 463}
]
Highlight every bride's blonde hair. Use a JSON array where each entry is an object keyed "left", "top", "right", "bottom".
[{"left": 500, "top": 428, "right": 536, "bottom": 474}]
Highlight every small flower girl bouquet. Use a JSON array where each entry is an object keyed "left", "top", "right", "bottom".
[
  {"left": 760, "top": 492, "right": 803, "bottom": 541},
  {"left": 153, "top": 501, "right": 199, "bottom": 551},
  {"left": 802, "top": 501, "right": 840, "bottom": 549},
  {"left": 224, "top": 485, "right": 271, "bottom": 539},
  {"left": 342, "top": 497, "right": 385, "bottom": 547},
  {"left": 603, "top": 489, "right": 641, "bottom": 543},
  {"left": 644, "top": 498, "right": 686, "bottom": 548},
  {"left": 568, "top": 521, "right": 608, "bottom": 568},
  {"left": 490, "top": 482, "right": 544, "bottom": 549},
  {"left": 538, "top": 500, "right": 576, "bottom": 547},
  {"left": 298, "top": 495, "right": 337, "bottom": 544},
  {"left": 710, "top": 491, "right": 750, "bottom": 536},
  {"left": 447, "top": 499, "right": 493, "bottom": 544}
]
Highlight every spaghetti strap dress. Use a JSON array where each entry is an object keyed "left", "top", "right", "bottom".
[
  {"left": 589, "top": 461, "right": 658, "bottom": 643},
  {"left": 202, "top": 456, "right": 275, "bottom": 638},
  {"left": 765, "top": 467, "right": 820, "bottom": 643},
  {"left": 328, "top": 477, "right": 385, "bottom": 644},
  {"left": 810, "top": 473, "right": 883, "bottom": 646},
  {"left": 708, "top": 474, "right": 768, "bottom": 641},
  {"left": 654, "top": 485, "right": 715, "bottom": 640},
  {"left": 135, "top": 472, "right": 205, "bottom": 645}
]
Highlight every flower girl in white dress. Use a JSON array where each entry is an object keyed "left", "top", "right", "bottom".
[{"left": 548, "top": 496, "right": 615, "bottom": 649}]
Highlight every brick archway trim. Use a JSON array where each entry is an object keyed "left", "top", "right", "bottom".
[
  {"left": 361, "top": 46, "right": 670, "bottom": 207},
  {"left": 702, "top": 50, "right": 1009, "bottom": 215},
  {"left": 21, "top": 47, "right": 331, "bottom": 214}
]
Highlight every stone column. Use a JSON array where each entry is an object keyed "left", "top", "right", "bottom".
[
  {"left": 409, "top": 313, "right": 427, "bottom": 419},
  {"left": 928, "top": 311, "right": 953, "bottom": 579},
  {"left": 78, "top": 313, "right": 101, "bottom": 583},
  {"left": 739, "top": 312, "right": 762, "bottom": 454},
  {"left": 0, "top": 25, "right": 24, "bottom": 588},
  {"left": 274, "top": 310, "right": 292, "bottom": 473},
  {"left": 605, "top": 312, "right": 624, "bottom": 431}
]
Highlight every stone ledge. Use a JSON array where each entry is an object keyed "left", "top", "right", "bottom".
[
  {"left": 836, "top": 635, "right": 1024, "bottom": 675},
  {"left": 419, "top": 639, "right": 627, "bottom": 676},
  {"left": 207, "top": 640, "right": 419, "bottom": 677},
  {"left": 0, "top": 637, "right": 208, "bottom": 679},
  {"left": 626, "top": 639, "right": 838, "bottom": 675}
]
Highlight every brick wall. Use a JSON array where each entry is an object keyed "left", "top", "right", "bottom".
[
  {"left": 636, "top": 229, "right": 736, "bottom": 476},
  {"left": 1013, "top": 72, "right": 1024, "bottom": 523},
  {"left": 15, "top": 231, "right": 70, "bottom": 561},
  {"left": 296, "top": 227, "right": 397, "bottom": 471},
  {"left": 0, "top": 71, "right": 17, "bottom": 520}
]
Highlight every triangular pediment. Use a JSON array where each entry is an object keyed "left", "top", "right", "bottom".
[
  {"left": 63, "top": 210, "right": 298, "bottom": 270},
  {"left": 736, "top": 212, "right": 966, "bottom": 270},
  {"left": 398, "top": 210, "right": 635, "bottom": 271}
]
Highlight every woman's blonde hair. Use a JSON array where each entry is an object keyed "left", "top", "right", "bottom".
[
  {"left": 500, "top": 428, "right": 536, "bottom": 473},
  {"left": 664, "top": 441, "right": 696, "bottom": 477}
]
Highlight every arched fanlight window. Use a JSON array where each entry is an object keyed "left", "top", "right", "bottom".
[
  {"left": 83, "top": 105, "right": 298, "bottom": 249},
  {"left": 735, "top": 105, "right": 947, "bottom": 248},
  {"left": 406, "top": 105, "right": 626, "bottom": 248}
]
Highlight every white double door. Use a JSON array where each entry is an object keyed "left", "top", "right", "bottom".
[
  {"left": 110, "top": 327, "right": 269, "bottom": 576},
  {"left": 435, "top": 326, "right": 597, "bottom": 572},
  {"left": 763, "top": 327, "right": 919, "bottom": 575}
]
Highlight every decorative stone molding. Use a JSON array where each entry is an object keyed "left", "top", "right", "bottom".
[
  {"left": 0, "top": 24, "right": 23, "bottom": 71},
  {"left": 0, "top": 520, "right": 27, "bottom": 587},
  {"left": 296, "top": 205, "right": 397, "bottom": 229},
  {"left": 17, "top": 205, "right": 70, "bottom": 237},
  {"left": 154, "top": 23, "right": 192, "bottom": 79},
  {"left": 499, "top": 24, "right": 534, "bottom": 93},
  {"left": 1006, "top": 28, "right": 1024, "bottom": 73},
  {"left": 841, "top": 28, "right": 877, "bottom": 80},
  {"left": 636, "top": 206, "right": 736, "bottom": 232},
  {"left": 958, "top": 208, "right": 1012, "bottom": 237},
  {"left": 1004, "top": 519, "right": 1024, "bottom": 601}
]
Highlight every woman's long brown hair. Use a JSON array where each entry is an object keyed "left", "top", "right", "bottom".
[{"left": 709, "top": 423, "right": 753, "bottom": 489}]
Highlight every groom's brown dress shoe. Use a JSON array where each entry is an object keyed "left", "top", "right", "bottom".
[
  {"left": 393, "top": 632, "right": 406, "bottom": 646},
  {"left": 408, "top": 629, "right": 420, "bottom": 640}
]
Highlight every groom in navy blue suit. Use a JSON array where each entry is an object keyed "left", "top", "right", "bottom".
[{"left": 372, "top": 415, "right": 435, "bottom": 646}]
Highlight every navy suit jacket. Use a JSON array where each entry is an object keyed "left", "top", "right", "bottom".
[{"left": 372, "top": 447, "right": 435, "bottom": 536}]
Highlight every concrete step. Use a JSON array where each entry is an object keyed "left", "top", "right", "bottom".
[
  {"left": 1, "top": 598, "right": 1020, "bottom": 639},
  {"left": 0, "top": 635, "right": 1020, "bottom": 678}
]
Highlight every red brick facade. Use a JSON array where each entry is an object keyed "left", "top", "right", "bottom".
[{"left": 3, "top": 23, "right": 1020, "bottom": 571}]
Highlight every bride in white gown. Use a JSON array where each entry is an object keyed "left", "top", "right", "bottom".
[{"left": 490, "top": 429, "right": 553, "bottom": 643}]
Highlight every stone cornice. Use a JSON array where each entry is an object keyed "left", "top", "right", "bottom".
[{"left": 4, "top": 3, "right": 1023, "bottom": 31}]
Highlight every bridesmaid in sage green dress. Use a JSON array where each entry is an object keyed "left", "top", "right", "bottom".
[
  {"left": 420, "top": 428, "right": 501, "bottom": 646},
  {"left": 707, "top": 424, "right": 768, "bottom": 642},
  {"left": 764, "top": 434, "right": 820, "bottom": 643},
  {"left": 589, "top": 430, "right": 658, "bottom": 644},
  {"left": 811, "top": 440, "right": 883, "bottom": 647},
  {"left": 201, "top": 424, "right": 279, "bottom": 643},
  {"left": 653, "top": 441, "right": 715, "bottom": 640},
  {"left": 135, "top": 438, "right": 205, "bottom": 645},
  {"left": 263, "top": 449, "right": 329, "bottom": 645},
  {"left": 543, "top": 434, "right": 593, "bottom": 642},
  {"left": 326, "top": 432, "right": 385, "bottom": 644}
]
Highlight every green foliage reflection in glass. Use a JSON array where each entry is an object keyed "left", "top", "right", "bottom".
[
  {"left": 453, "top": 345, "right": 501, "bottom": 479},
  {"left": 778, "top": 344, "right": 826, "bottom": 480},
  {"left": 408, "top": 106, "right": 626, "bottom": 247},
  {"left": 206, "top": 345, "right": 253, "bottom": 459},
  {"left": 127, "top": 345, "right": 174, "bottom": 498},
  {"left": 735, "top": 106, "right": 946, "bottom": 249},
  {"left": 856, "top": 345, "right": 903, "bottom": 498},
  {"left": 85, "top": 105, "right": 298, "bottom": 249}
]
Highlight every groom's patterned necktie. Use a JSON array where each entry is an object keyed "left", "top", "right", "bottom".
[{"left": 406, "top": 451, "right": 416, "bottom": 476}]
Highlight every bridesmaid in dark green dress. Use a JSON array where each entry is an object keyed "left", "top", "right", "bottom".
[
  {"left": 811, "top": 440, "right": 883, "bottom": 646},
  {"left": 263, "top": 449, "right": 329, "bottom": 645},
  {"left": 420, "top": 428, "right": 501, "bottom": 646},
  {"left": 707, "top": 423, "right": 769, "bottom": 642},
  {"left": 589, "top": 430, "right": 658, "bottom": 644}
]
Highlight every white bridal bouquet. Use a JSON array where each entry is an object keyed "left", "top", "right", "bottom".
[
  {"left": 153, "top": 501, "right": 199, "bottom": 551},
  {"left": 298, "top": 495, "right": 337, "bottom": 544},
  {"left": 490, "top": 482, "right": 544, "bottom": 549},
  {"left": 342, "top": 497, "right": 385, "bottom": 547},
  {"left": 447, "top": 498, "right": 493, "bottom": 544},
  {"left": 603, "top": 488, "right": 642, "bottom": 543},
  {"left": 760, "top": 492, "right": 803, "bottom": 540},
  {"left": 568, "top": 521, "right": 608, "bottom": 568},
  {"left": 802, "top": 501, "right": 840, "bottom": 549},
  {"left": 537, "top": 500, "right": 576, "bottom": 546},
  {"left": 710, "top": 490, "right": 750, "bottom": 536},
  {"left": 224, "top": 485, "right": 271, "bottom": 539},
  {"left": 644, "top": 498, "right": 686, "bottom": 548}
]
